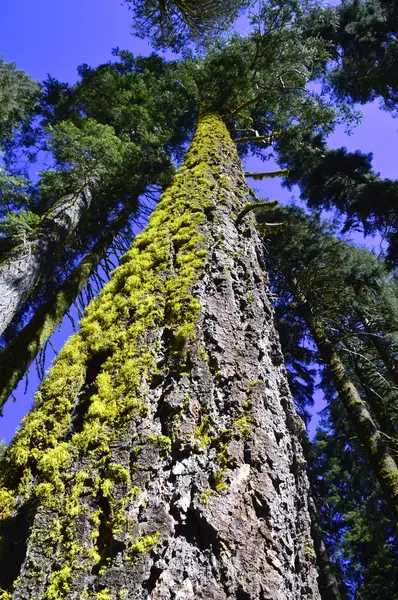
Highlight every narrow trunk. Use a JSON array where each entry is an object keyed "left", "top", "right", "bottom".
[
  {"left": 352, "top": 357, "right": 398, "bottom": 443},
  {"left": 300, "top": 439, "right": 342, "bottom": 600},
  {"left": 308, "top": 314, "right": 398, "bottom": 519},
  {"left": 0, "top": 185, "right": 92, "bottom": 337},
  {"left": 307, "top": 494, "right": 341, "bottom": 600},
  {"left": 368, "top": 331, "right": 398, "bottom": 389},
  {"left": 0, "top": 202, "right": 137, "bottom": 412},
  {"left": 0, "top": 113, "right": 320, "bottom": 599},
  {"left": 356, "top": 304, "right": 398, "bottom": 389}
]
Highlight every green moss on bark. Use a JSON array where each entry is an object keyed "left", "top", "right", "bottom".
[
  {"left": 0, "top": 112, "right": 239, "bottom": 595},
  {"left": 128, "top": 531, "right": 160, "bottom": 558}
]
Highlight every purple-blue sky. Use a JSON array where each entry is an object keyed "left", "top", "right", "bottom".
[
  {"left": 1, "top": 0, "right": 398, "bottom": 442},
  {"left": 1, "top": 0, "right": 150, "bottom": 83}
]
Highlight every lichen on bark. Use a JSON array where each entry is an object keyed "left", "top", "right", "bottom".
[{"left": 0, "top": 113, "right": 320, "bottom": 599}]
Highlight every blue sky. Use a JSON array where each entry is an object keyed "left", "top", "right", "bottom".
[
  {"left": 1, "top": 0, "right": 398, "bottom": 442},
  {"left": 1, "top": 0, "right": 150, "bottom": 84}
]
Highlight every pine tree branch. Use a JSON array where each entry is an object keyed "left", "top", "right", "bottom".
[
  {"left": 236, "top": 200, "right": 279, "bottom": 223},
  {"left": 245, "top": 169, "right": 289, "bottom": 179},
  {"left": 248, "top": 187, "right": 261, "bottom": 204},
  {"left": 235, "top": 135, "right": 272, "bottom": 145},
  {"left": 339, "top": 345, "right": 394, "bottom": 391},
  {"left": 225, "top": 83, "right": 306, "bottom": 124},
  {"left": 225, "top": 91, "right": 270, "bottom": 122}
]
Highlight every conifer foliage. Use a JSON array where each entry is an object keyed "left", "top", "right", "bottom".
[
  {"left": 306, "top": 0, "right": 398, "bottom": 113},
  {"left": 0, "top": 52, "right": 193, "bottom": 405},
  {"left": 126, "top": 0, "right": 248, "bottom": 50}
]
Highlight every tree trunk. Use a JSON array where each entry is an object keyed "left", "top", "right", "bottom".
[
  {"left": 352, "top": 357, "right": 398, "bottom": 443},
  {"left": 307, "top": 313, "right": 398, "bottom": 520},
  {"left": 0, "top": 201, "right": 137, "bottom": 412},
  {"left": 0, "top": 184, "right": 92, "bottom": 337},
  {"left": 368, "top": 331, "right": 398, "bottom": 389},
  {"left": 356, "top": 304, "right": 398, "bottom": 389},
  {"left": 300, "top": 438, "right": 342, "bottom": 600},
  {"left": 0, "top": 112, "right": 320, "bottom": 599},
  {"left": 307, "top": 494, "right": 341, "bottom": 600}
]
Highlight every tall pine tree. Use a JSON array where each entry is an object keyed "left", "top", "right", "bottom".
[
  {"left": 0, "top": 53, "right": 193, "bottom": 403},
  {"left": 0, "top": 3, "right": 341, "bottom": 596}
]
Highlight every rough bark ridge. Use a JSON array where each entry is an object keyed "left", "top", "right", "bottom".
[
  {"left": 0, "top": 185, "right": 92, "bottom": 337},
  {"left": 0, "top": 113, "right": 320, "bottom": 599}
]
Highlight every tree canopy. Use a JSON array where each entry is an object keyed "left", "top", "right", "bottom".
[
  {"left": 126, "top": 0, "right": 249, "bottom": 50},
  {"left": 0, "top": 56, "right": 41, "bottom": 141},
  {"left": 306, "top": 0, "right": 398, "bottom": 113}
]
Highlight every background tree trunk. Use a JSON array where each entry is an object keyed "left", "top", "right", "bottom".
[
  {"left": 307, "top": 312, "right": 398, "bottom": 520},
  {"left": 308, "top": 494, "right": 341, "bottom": 600},
  {"left": 0, "top": 113, "right": 320, "bottom": 599},
  {"left": 368, "top": 331, "right": 398, "bottom": 389},
  {"left": 0, "top": 184, "right": 92, "bottom": 337},
  {"left": 0, "top": 200, "right": 138, "bottom": 411}
]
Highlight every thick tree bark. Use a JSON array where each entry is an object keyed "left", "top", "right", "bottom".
[
  {"left": 307, "top": 313, "right": 398, "bottom": 520},
  {"left": 0, "top": 202, "right": 136, "bottom": 412},
  {"left": 0, "top": 185, "right": 92, "bottom": 337},
  {"left": 0, "top": 113, "right": 320, "bottom": 599}
]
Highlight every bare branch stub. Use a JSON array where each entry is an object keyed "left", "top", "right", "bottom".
[
  {"left": 245, "top": 169, "right": 289, "bottom": 180},
  {"left": 236, "top": 200, "right": 279, "bottom": 223}
]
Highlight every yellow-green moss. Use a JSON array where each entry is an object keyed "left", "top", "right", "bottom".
[
  {"left": 110, "top": 486, "right": 141, "bottom": 535},
  {"left": 204, "top": 395, "right": 257, "bottom": 496},
  {"left": 194, "top": 416, "right": 212, "bottom": 448},
  {"left": 293, "top": 416, "right": 305, "bottom": 434},
  {"left": 234, "top": 415, "right": 255, "bottom": 439},
  {"left": 304, "top": 540, "right": 316, "bottom": 559},
  {"left": 202, "top": 430, "right": 231, "bottom": 496},
  {"left": 93, "top": 590, "right": 112, "bottom": 600},
  {"left": 43, "top": 565, "right": 72, "bottom": 600},
  {"left": 197, "top": 345, "right": 209, "bottom": 363},
  {"left": 173, "top": 323, "right": 196, "bottom": 351},
  {"left": 129, "top": 531, "right": 160, "bottom": 557},
  {"left": 65, "top": 470, "right": 89, "bottom": 518},
  {"left": 39, "top": 519, "right": 63, "bottom": 556},
  {"left": 147, "top": 434, "right": 172, "bottom": 451},
  {"left": 0, "top": 489, "right": 13, "bottom": 520},
  {"left": 183, "top": 394, "right": 190, "bottom": 411},
  {"left": 201, "top": 485, "right": 216, "bottom": 506},
  {"left": 100, "top": 478, "right": 114, "bottom": 498},
  {"left": 248, "top": 379, "right": 262, "bottom": 390},
  {"left": 106, "top": 463, "right": 130, "bottom": 486},
  {"left": 90, "top": 510, "right": 102, "bottom": 541},
  {"left": 0, "top": 112, "right": 242, "bottom": 590},
  {"left": 243, "top": 399, "right": 252, "bottom": 411},
  {"left": 213, "top": 440, "right": 229, "bottom": 491}
]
